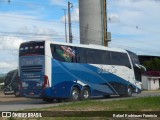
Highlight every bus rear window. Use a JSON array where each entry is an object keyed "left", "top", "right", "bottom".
[{"left": 19, "top": 41, "right": 45, "bottom": 56}]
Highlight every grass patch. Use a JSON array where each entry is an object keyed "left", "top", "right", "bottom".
[
  {"left": 31, "top": 96, "right": 160, "bottom": 111},
  {"left": 15, "top": 96, "right": 160, "bottom": 120}
]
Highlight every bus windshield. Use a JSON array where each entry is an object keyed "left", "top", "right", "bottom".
[
  {"left": 127, "top": 50, "right": 141, "bottom": 81},
  {"left": 19, "top": 41, "right": 45, "bottom": 56}
]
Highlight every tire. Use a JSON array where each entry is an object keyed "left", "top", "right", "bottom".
[
  {"left": 4, "top": 89, "right": 7, "bottom": 95},
  {"left": 81, "top": 87, "right": 91, "bottom": 100},
  {"left": 43, "top": 98, "right": 53, "bottom": 103},
  {"left": 126, "top": 87, "right": 132, "bottom": 97},
  {"left": 71, "top": 87, "right": 80, "bottom": 101},
  {"left": 14, "top": 90, "right": 20, "bottom": 97},
  {"left": 56, "top": 98, "right": 63, "bottom": 103},
  {"left": 103, "top": 95, "right": 110, "bottom": 98}
]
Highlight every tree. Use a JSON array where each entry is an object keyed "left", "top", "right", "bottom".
[
  {"left": 143, "top": 58, "right": 160, "bottom": 71},
  {"left": 143, "top": 58, "right": 160, "bottom": 76},
  {"left": 0, "top": 77, "right": 4, "bottom": 83}
]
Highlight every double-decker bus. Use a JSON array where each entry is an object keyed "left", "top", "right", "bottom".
[{"left": 19, "top": 41, "right": 142, "bottom": 102}]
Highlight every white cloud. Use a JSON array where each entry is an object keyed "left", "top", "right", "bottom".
[
  {"left": 61, "top": 7, "right": 79, "bottom": 22},
  {"left": 108, "top": 0, "right": 160, "bottom": 55},
  {"left": 108, "top": 14, "right": 120, "bottom": 23},
  {"left": 50, "top": 0, "right": 66, "bottom": 6},
  {"left": 0, "top": 36, "right": 24, "bottom": 50},
  {"left": 71, "top": 8, "right": 79, "bottom": 22},
  {"left": 0, "top": 62, "right": 15, "bottom": 69}
]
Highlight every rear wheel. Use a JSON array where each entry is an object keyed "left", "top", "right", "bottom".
[
  {"left": 81, "top": 87, "right": 90, "bottom": 100},
  {"left": 43, "top": 98, "right": 53, "bottom": 103},
  {"left": 103, "top": 95, "right": 110, "bottom": 98},
  {"left": 71, "top": 87, "right": 80, "bottom": 101}
]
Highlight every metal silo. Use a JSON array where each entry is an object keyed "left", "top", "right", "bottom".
[{"left": 79, "top": 0, "right": 106, "bottom": 46}]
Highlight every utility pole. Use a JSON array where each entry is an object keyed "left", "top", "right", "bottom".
[
  {"left": 103, "top": 0, "right": 108, "bottom": 47},
  {"left": 68, "top": 1, "right": 73, "bottom": 43},
  {"left": 63, "top": 9, "right": 67, "bottom": 43}
]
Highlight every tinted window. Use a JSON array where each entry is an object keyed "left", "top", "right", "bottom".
[
  {"left": 75, "top": 47, "right": 87, "bottom": 63},
  {"left": 19, "top": 41, "right": 45, "bottom": 56},
  {"left": 110, "top": 52, "right": 131, "bottom": 68},
  {"left": 127, "top": 50, "right": 140, "bottom": 64},
  {"left": 51, "top": 44, "right": 76, "bottom": 62},
  {"left": 50, "top": 44, "right": 131, "bottom": 68}
]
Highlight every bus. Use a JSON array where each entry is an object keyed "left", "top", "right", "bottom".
[
  {"left": 4, "top": 69, "right": 22, "bottom": 97},
  {"left": 19, "top": 41, "right": 143, "bottom": 102}
]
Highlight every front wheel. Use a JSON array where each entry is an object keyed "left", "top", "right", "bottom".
[
  {"left": 71, "top": 87, "right": 80, "bottom": 101},
  {"left": 126, "top": 87, "right": 132, "bottom": 97}
]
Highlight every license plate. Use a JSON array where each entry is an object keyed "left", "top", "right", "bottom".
[{"left": 29, "top": 92, "right": 34, "bottom": 95}]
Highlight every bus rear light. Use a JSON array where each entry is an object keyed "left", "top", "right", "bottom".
[{"left": 43, "top": 75, "right": 50, "bottom": 89}]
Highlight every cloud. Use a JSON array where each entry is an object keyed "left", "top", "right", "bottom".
[
  {"left": 108, "top": 0, "right": 160, "bottom": 55},
  {"left": 50, "top": 0, "right": 66, "bottom": 6},
  {"left": 108, "top": 14, "right": 120, "bottom": 23},
  {"left": 0, "top": 36, "right": 24, "bottom": 50},
  {"left": 61, "top": 7, "right": 79, "bottom": 22},
  {"left": 0, "top": 62, "right": 15, "bottom": 69}
]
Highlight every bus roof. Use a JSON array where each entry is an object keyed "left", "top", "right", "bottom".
[
  {"left": 21, "top": 40, "right": 127, "bottom": 53},
  {"left": 47, "top": 41, "right": 127, "bottom": 53}
]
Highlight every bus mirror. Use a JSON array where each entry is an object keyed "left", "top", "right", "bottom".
[{"left": 135, "top": 64, "right": 146, "bottom": 71}]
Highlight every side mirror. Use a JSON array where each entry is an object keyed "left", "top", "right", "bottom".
[{"left": 135, "top": 64, "right": 146, "bottom": 71}]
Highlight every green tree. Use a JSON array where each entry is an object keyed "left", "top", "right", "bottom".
[
  {"left": 144, "top": 58, "right": 160, "bottom": 71},
  {"left": 0, "top": 77, "right": 4, "bottom": 83}
]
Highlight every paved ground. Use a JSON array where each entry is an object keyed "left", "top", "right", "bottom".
[
  {"left": 0, "top": 90, "right": 160, "bottom": 111},
  {"left": 0, "top": 91, "right": 32, "bottom": 102}
]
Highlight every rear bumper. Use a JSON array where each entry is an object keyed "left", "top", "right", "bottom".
[{"left": 22, "top": 88, "right": 54, "bottom": 99}]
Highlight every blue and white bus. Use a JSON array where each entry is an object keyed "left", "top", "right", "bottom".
[{"left": 19, "top": 41, "right": 142, "bottom": 102}]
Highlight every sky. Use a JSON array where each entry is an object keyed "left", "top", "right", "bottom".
[{"left": 0, "top": 0, "right": 160, "bottom": 73}]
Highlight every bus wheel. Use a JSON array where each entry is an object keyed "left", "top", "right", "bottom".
[
  {"left": 43, "top": 98, "right": 53, "bottom": 103},
  {"left": 81, "top": 87, "right": 90, "bottom": 100},
  {"left": 14, "top": 90, "right": 20, "bottom": 97},
  {"left": 103, "top": 95, "right": 110, "bottom": 98},
  {"left": 56, "top": 98, "right": 63, "bottom": 103},
  {"left": 126, "top": 87, "right": 132, "bottom": 97},
  {"left": 71, "top": 87, "right": 80, "bottom": 101}
]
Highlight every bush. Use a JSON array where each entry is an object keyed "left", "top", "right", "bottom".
[
  {"left": 143, "top": 58, "right": 160, "bottom": 77},
  {"left": 0, "top": 77, "right": 4, "bottom": 83}
]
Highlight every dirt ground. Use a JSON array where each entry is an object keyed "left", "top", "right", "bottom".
[{"left": 0, "top": 91, "right": 32, "bottom": 102}]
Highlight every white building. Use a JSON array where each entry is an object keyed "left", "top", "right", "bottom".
[{"left": 142, "top": 75, "right": 160, "bottom": 90}]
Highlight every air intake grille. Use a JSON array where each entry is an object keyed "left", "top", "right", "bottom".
[{"left": 21, "top": 65, "right": 43, "bottom": 72}]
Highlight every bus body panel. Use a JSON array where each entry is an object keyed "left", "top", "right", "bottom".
[
  {"left": 19, "top": 41, "right": 142, "bottom": 99},
  {"left": 45, "top": 41, "right": 52, "bottom": 87}
]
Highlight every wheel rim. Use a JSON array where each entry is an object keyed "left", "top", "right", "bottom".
[
  {"left": 83, "top": 90, "right": 89, "bottom": 99},
  {"left": 15, "top": 91, "right": 19, "bottom": 96},
  {"left": 72, "top": 90, "right": 79, "bottom": 100},
  {"left": 128, "top": 88, "right": 132, "bottom": 96}
]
